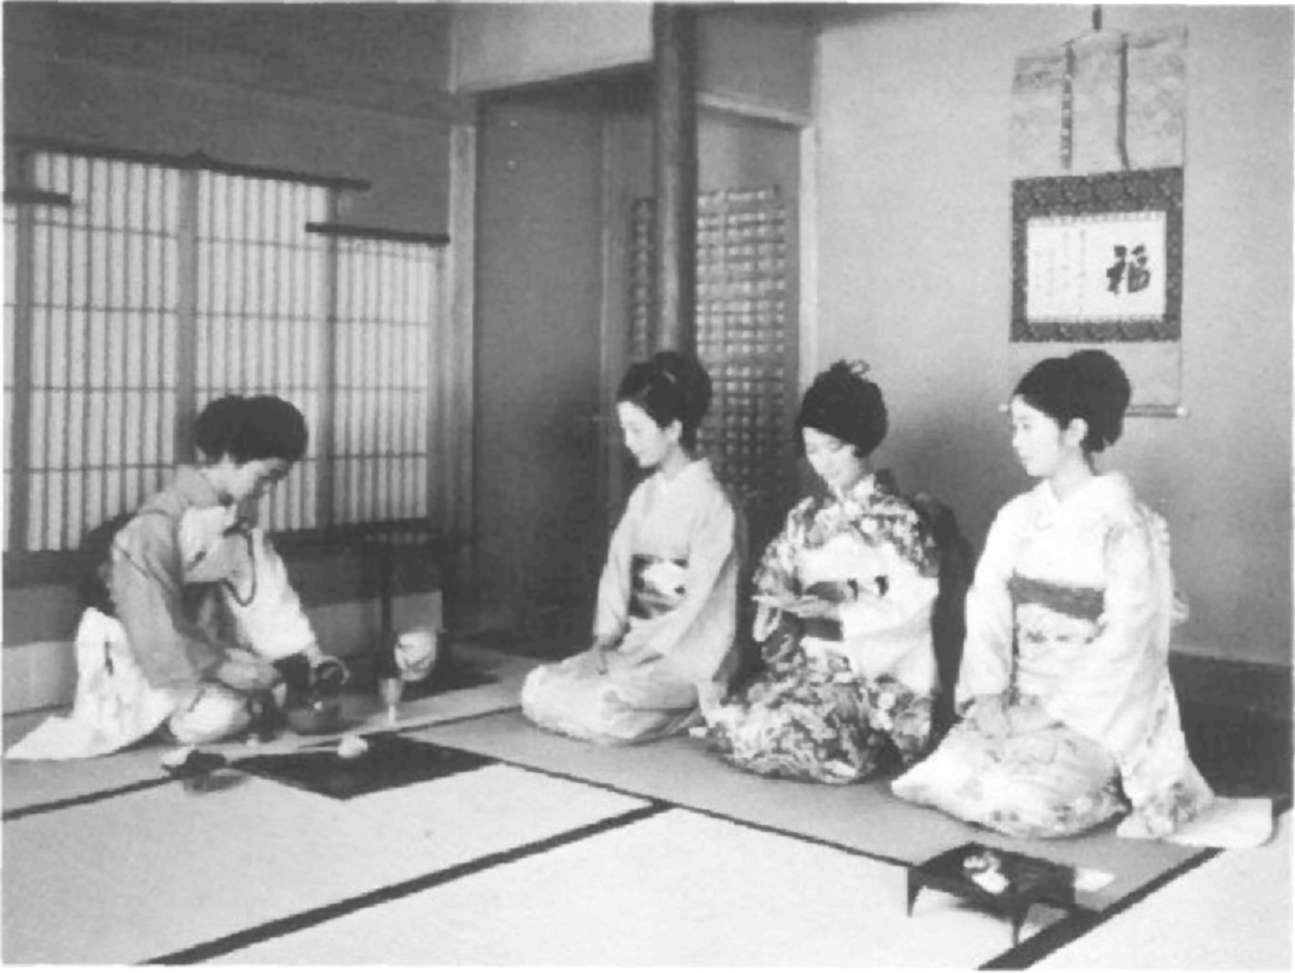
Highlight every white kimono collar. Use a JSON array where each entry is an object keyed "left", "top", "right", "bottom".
[
  {"left": 654, "top": 457, "right": 714, "bottom": 491},
  {"left": 830, "top": 472, "right": 879, "bottom": 505},
  {"left": 171, "top": 465, "right": 225, "bottom": 509},
  {"left": 1033, "top": 472, "right": 1136, "bottom": 528},
  {"left": 169, "top": 465, "right": 256, "bottom": 524}
]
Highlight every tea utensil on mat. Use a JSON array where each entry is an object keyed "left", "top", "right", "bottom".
[{"left": 378, "top": 676, "right": 404, "bottom": 726}]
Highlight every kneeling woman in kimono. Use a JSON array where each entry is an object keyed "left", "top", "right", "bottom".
[
  {"left": 892, "top": 351, "right": 1213, "bottom": 838},
  {"left": 521, "top": 352, "right": 741, "bottom": 744},
  {"left": 7, "top": 395, "right": 339, "bottom": 760},
  {"left": 702, "top": 361, "right": 941, "bottom": 783}
]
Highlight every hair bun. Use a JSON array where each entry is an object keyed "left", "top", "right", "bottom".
[
  {"left": 795, "top": 359, "right": 887, "bottom": 456},
  {"left": 1069, "top": 350, "right": 1131, "bottom": 449},
  {"left": 651, "top": 350, "right": 712, "bottom": 427},
  {"left": 1014, "top": 350, "right": 1131, "bottom": 453},
  {"left": 617, "top": 351, "right": 714, "bottom": 451},
  {"left": 194, "top": 394, "right": 308, "bottom": 463}
]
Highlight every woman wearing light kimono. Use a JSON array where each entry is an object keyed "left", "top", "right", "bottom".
[
  {"left": 892, "top": 351, "right": 1213, "bottom": 838},
  {"left": 6, "top": 395, "right": 340, "bottom": 760},
  {"left": 702, "top": 361, "right": 941, "bottom": 783},
  {"left": 521, "top": 352, "right": 741, "bottom": 745}
]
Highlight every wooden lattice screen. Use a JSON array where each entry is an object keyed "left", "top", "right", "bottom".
[{"left": 629, "top": 186, "right": 797, "bottom": 532}]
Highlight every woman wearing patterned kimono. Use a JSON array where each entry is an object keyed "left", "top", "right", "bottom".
[
  {"left": 7, "top": 395, "right": 340, "bottom": 760},
  {"left": 521, "top": 352, "right": 741, "bottom": 745},
  {"left": 892, "top": 351, "right": 1213, "bottom": 838},
  {"left": 702, "top": 361, "right": 940, "bottom": 783}
]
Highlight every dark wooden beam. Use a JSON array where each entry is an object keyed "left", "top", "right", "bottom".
[
  {"left": 652, "top": 3, "right": 698, "bottom": 354},
  {"left": 305, "top": 223, "right": 450, "bottom": 247}
]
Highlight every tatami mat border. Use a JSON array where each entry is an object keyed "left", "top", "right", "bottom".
[
  {"left": 406, "top": 725, "right": 1289, "bottom": 969},
  {"left": 8, "top": 698, "right": 1281, "bottom": 968},
  {"left": 979, "top": 847, "right": 1219, "bottom": 969},
  {"left": 147, "top": 801, "right": 670, "bottom": 964},
  {"left": 431, "top": 740, "right": 913, "bottom": 869},
  {"left": 983, "top": 792, "right": 1292, "bottom": 968},
  {"left": 2, "top": 777, "right": 175, "bottom": 822},
  {"left": 0, "top": 704, "right": 525, "bottom": 823}
]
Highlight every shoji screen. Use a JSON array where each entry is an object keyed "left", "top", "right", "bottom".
[
  {"left": 195, "top": 172, "right": 329, "bottom": 532},
  {"left": 331, "top": 237, "right": 439, "bottom": 527},
  {"left": 8, "top": 154, "right": 181, "bottom": 552},
  {"left": 5, "top": 149, "right": 450, "bottom": 559}
]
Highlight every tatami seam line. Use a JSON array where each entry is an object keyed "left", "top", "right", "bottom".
[
  {"left": 0, "top": 703, "right": 525, "bottom": 823},
  {"left": 143, "top": 800, "right": 671, "bottom": 964},
  {"left": 425, "top": 742, "right": 1268, "bottom": 967},
  {"left": 437, "top": 745, "right": 933, "bottom": 869},
  {"left": 982, "top": 793, "right": 1291, "bottom": 968},
  {"left": 978, "top": 846, "right": 1220, "bottom": 969},
  {"left": 2, "top": 777, "right": 175, "bottom": 822},
  {"left": 9, "top": 706, "right": 1276, "bottom": 967}
]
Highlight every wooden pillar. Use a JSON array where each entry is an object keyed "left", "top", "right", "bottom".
[{"left": 652, "top": 3, "right": 698, "bottom": 354}]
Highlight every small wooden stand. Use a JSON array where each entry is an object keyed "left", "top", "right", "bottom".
[{"left": 907, "top": 843, "right": 1077, "bottom": 946}]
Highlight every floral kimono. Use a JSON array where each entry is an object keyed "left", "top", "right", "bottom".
[
  {"left": 892, "top": 473, "right": 1213, "bottom": 839},
  {"left": 703, "top": 474, "right": 940, "bottom": 783},
  {"left": 521, "top": 459, "right": 740, "bottom": 745},
  {"left": 6, "top": 467, "right": 319, "bottom": 760}
]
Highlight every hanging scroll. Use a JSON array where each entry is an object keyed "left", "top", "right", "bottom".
[{"left": 1009, "top": 26, "right": 1187, "bottom": 412}]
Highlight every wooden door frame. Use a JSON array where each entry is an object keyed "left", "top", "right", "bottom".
[
  {"left": 445, "top": 121, "right": 477, "bottom": 627},
  {"left": 597, "top": 111, "right": 635, "bottom": 535},
  {"left": 597, "top": 97, "right": 817, "bottom": 526}
]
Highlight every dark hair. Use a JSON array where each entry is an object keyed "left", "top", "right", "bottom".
[
  {"left": 194, "top": 394, "right": 308, "bottom": 464},
  {"left": 617, "top": 351, "right": 712, "bottom": 451},
  {"left": 796, "top": 360, "right": 888, "bottom": 458},
  {"left": 1013, "top": 350, "right": 1131, "bottom": 453},
  {"left": 77, "top": 512, "right": 136, "bottom": 616}
]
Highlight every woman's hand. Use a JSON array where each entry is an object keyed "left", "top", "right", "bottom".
[
  {"left": 1007, "top": 701, "right": 1054, "bottom": 735},
  {"left": 803, "top": 580, "right": 854, "bottom": 605},
  {"left": 311, "top": 656, "right": 350, "bottom": 691},
  {"left": 787, "top": 596, "right": 839, "bottom": 620},
  {"left": 588, "top": 636, "right": 618, "bottom": 675},
  {"left": 754, "top": 593, "right": 838, "bottom": 620},
  {"left": 215, "top": 655, "right": 280, "bottom": 693},
  {"left": 759, "top": 613, "right": 801, "bottom": 664},
  {"left": 965, "top": 694, "right": 1010, "bottom": 738}
]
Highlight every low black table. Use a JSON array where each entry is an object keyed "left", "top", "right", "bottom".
[{"left": 907, "top": 842, "right": 1078, "bottom": 945}]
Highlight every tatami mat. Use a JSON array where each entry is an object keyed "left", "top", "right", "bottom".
[
  {"left": 1037, "top": 813, "right": 1292, "bottom": 970},
  {"left": 2, "top": 742, "right": 172, "bottom": 815},
  {"left": 4, "top": 644, "right": 1283, "bottom": 968},
  {"left": 214, "top": 807, "right": 1063, "bottom": 967},
  {"left": 1, "top": 645, "right": 537, "bottom": 816},
  {"left": 413, "top": 710, "right": 1210, "bottom": 912},
  {"left": 2, "top": 763, "right": 640, "bottom": 964}
]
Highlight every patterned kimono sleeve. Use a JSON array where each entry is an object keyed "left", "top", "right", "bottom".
[
  {"left": 837, "top": 506, "right": 938, "bottom": 642},
  {"left": 753, "top": 501, "right": 805, "bottom": 598},
  {"left": 1044, "top": 512, "right": 1167, "bottom": 775},
  {"left": 592, "top": 486, "right": 641, "bottom": 644},
  {"left": 750, "top": 500, "right": 805, "bottom": 642},
  {"left": 223, "top": 529, "right": 320, "bottom": 661},
  {"left": 108, "top": 512, "right": 222, "bottom": 691},
  {"left": 955, "top": 503, "right": 1020, "bottom": 708}
]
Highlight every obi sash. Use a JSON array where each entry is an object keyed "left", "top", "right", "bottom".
[
  {"left": 629, "top": 555, "right": 688, "bottom": 620},
  {"left": 1006, "top": 573, "right": 1105, "bottom": 699},
  {"left": 1008, "top": 574, "right": 1104, "bottom": 622}
]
